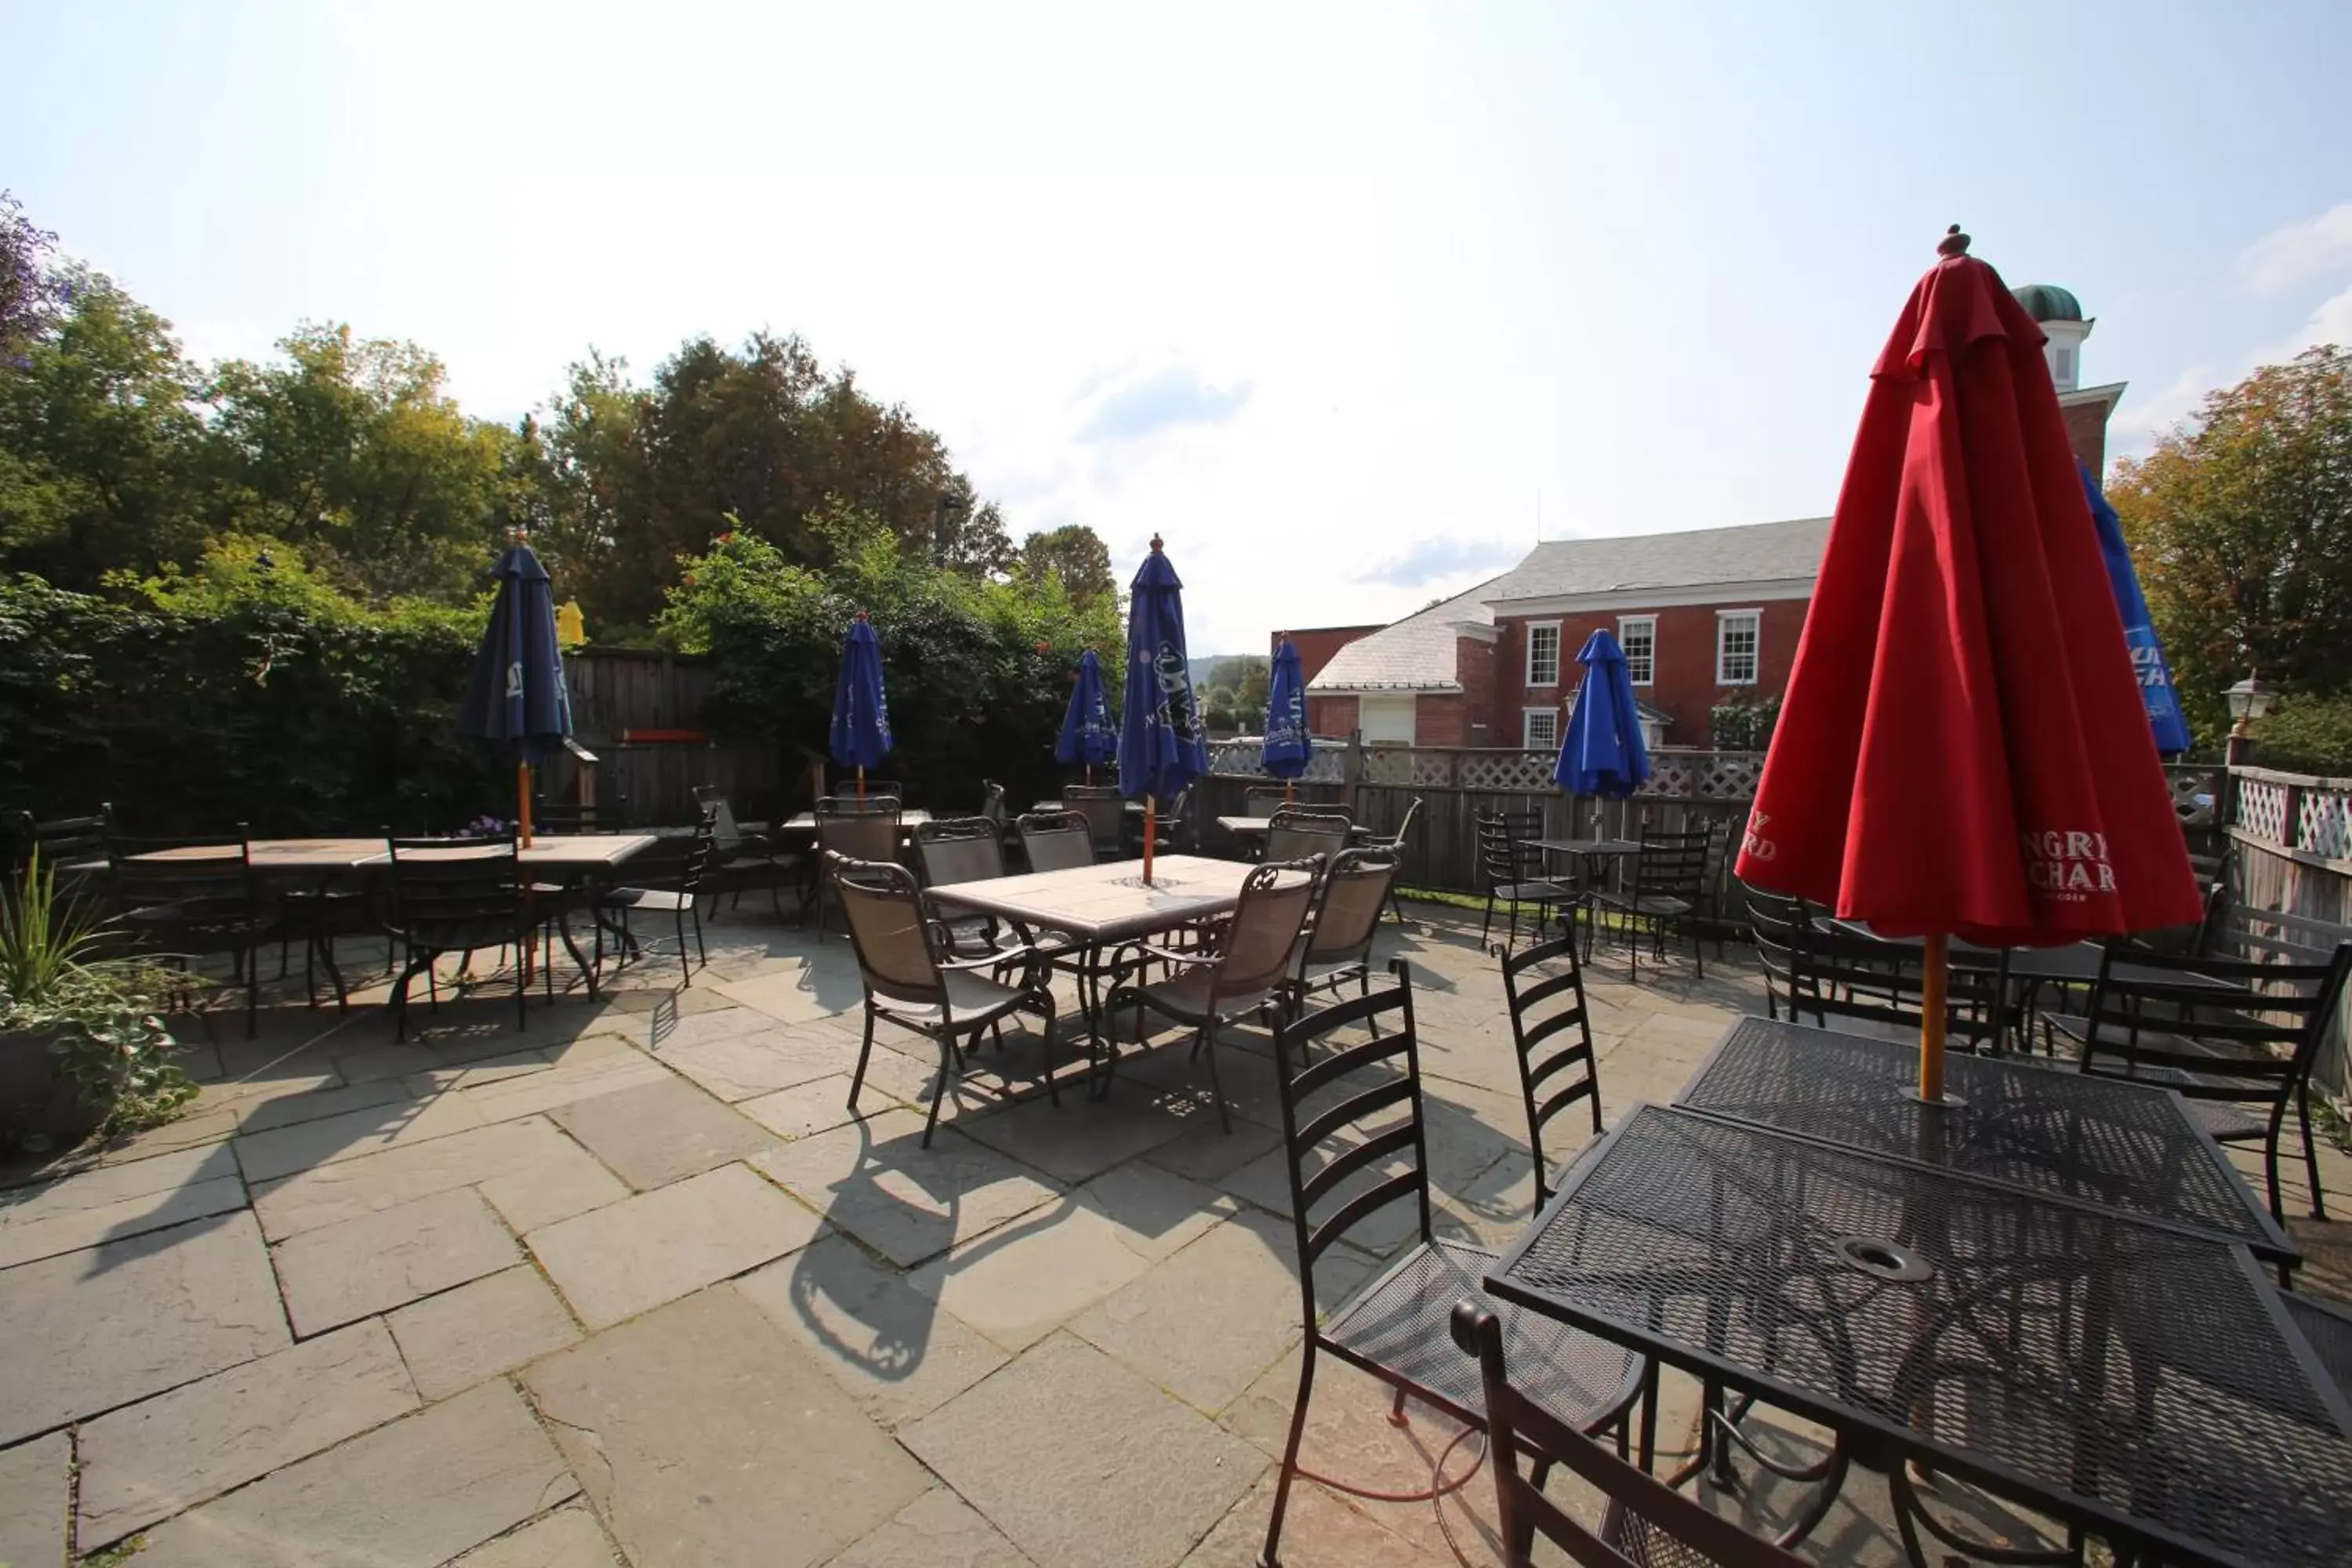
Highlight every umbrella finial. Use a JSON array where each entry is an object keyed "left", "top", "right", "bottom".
[
  {"left": 1149, "top": 535, "right": 1164, "bottom": 554},
  {"left": 1937, "top": 224, "right": 1971, "bottom": 259},
  {"left": 853, "top": 609, "right": 869, "bottom": 622}
]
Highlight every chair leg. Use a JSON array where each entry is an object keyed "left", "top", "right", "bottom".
[
  {"left": 244, "top": 942, "right": 259, "bottom": 1039},
  {"left": 1259, "top": 1343, "right": 1319, "bottom": 1568},
  {"left": 675, "top": 903, "right": 691, "bottom": 989},
  {"left": 1480, "top": 892, "right": 1494, "bottom": 945},
  {"left": 1200, "top": 1022, "right": 1232, "bottom": 1133},
  {"left": 848, "top": 1007, "right": 877, "bottom": 1114},
  {"left": 691, "top": 898, "right": 707, "bottom": 967},
  {"left": 921, "top": 1031, "right": 956, "bottom": 1147},
  {"left": 2299, "top": 1087, "right": 2328, "bottom": 1220}
]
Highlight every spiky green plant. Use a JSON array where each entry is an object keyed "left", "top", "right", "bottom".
[{"left": 0, "top": 849, "right": 111, "bottom": 1003}]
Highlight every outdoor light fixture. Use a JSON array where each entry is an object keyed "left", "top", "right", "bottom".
[{"left": 2225, "top": 672, "right": 2274, "bottom": 736}]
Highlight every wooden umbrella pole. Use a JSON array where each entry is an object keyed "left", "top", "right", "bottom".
[
  {"left": 858, "top": 764, "right": 866, "bottom": 803},
  {"left": 1918, "top": 931, "right": 1949, "bottom": 1104},
  {"left": 518, "top": 761, "right": 534, "bottom": 849},
  {"left": 1284, "top": 779, "right": 1294, "bottom": 804},
  {"left": 1142, "top": 795, "right": 1157, "bottom": 886}
]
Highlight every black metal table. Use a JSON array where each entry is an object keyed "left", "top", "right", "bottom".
[
  {"left": 1676, "top": 1015, "right": 2299, "bottom": 1270},
  {"left": 1487, "top": 1104, "right": 2352, "bottom": 1568}
]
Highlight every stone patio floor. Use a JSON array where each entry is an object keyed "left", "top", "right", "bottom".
[{"left": 3, "top": 905, "right": 2347, "bottom": 1567}]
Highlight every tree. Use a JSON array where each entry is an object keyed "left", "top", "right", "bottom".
[
  {"left": 0, "top": 266, "right": 206, "bottom": 588},
  {"left": 1016, "top": 524, "right": 1115, "bottom": 608},
  {"left": 2109, "top": 345, "right": 2352, "bottom": 740},
  {"left": 1, "top": 190, "right": 64, "bottom": 366}
]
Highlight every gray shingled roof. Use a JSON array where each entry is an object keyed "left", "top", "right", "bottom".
[
  {"left": 1485, "top": 517, "right": 1830, "bottom": 604},
  {"left": 1308, "top": 578, "right": 1497, "bottom": 692}
]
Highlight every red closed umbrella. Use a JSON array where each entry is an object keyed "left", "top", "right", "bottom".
[{"left": 1735, "top": 227, "right": 2202, "bottom": 1099}]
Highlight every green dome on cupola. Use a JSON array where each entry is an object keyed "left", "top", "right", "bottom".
[{"left": 2012, "top": 283, "right": 2084, "bottom": 324}]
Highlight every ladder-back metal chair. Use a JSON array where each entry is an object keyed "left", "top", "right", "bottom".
[
  {"left": 107, "top": 827, "right": 278, "bottom": 1037},
  {"left": 1102, "top": 857, "right": 1320, "bottom": 1131},
  {"left": 1781, "top": 918, "right": 2010, "bottom": 1054},
  {"left": 1256, "top": 961, "right": 1646, "bottom": 1566},
  {"left": 1740, "top": 883, "right": 1814, "bottom": 1022},
  {"left": 1477, "top": 809, "right": 1571, "bottom": 950},
  {"left": 1586, "top": 824, "right": 1715, "bottom": 981},
  {"left": 1451, "top": 1304, "right": 1806, "bottom": 1568},
  {"left": 1497, "top": 932, "right": 1606, "bottom": 1205},
  {"left": 2057, "top": 941, "right": 2352, "bottom": 1221},
  {"left": 829, "top": 852, "right": 1057, "bottom": 1145},
  {"left": 595, "top": 804, "right": 716, "bottom": 987}
]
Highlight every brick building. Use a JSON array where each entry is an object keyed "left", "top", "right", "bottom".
[
  {"left": 1305, "top": 279, "right": 2122, "bottom": 750},
  {"left": 1276, "top": 623, "right": 1384, "bottom": 688}
]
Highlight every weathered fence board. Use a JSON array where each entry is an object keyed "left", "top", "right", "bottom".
[
  {"left": 2226, "top": 764, "right": 2352, "bottom": 1103},
  {"left": 550, "top": 648, "right": 778, "bottom": 825}
]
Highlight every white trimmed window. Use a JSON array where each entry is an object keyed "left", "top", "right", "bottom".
[
  {"left": 1617, "top": 615, "right": 1657, "bottom": 686},
  {"left": 1523, "top": 707, "right": 1559, "bottom": 750},
  {"left": 1525, "top": 622, "right": 1561, "bottom": 687},
  {"left": 1716, "top": 609, "right": 1760, "bottom": 685}
]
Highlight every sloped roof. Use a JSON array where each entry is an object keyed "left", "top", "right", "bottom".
[
  {"left": 1486, "top": 517, "right": 1831, "bottom": 604},
  {"left": 1308, "top": 578, "right": 1498, "bottom": 693}
]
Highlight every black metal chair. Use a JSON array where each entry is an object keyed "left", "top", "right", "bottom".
[
  {"left": 833, "top": 779, "right": 903, "bottom": 810},
  {"left": 1496, "top": 932, "right": 1606, "bottom": 1205},
  {"left": 1586, "top": 824, "right": 1715, "bottom": 981},
  {"left": 9, "top": 804, "right": 112, "bottom": 877},
  {"left": 813, "top": 797, "right": 903, "bottom": 941},
  {"left": 382, "top": 834, "right": 540, "bottom": 1041},
  {"left": 1450, "top": 1303, "right": 1806, "bottom": 1568},
  {"left": 1013, "top": 808, "right": 1094, "bottom": 873},
  {"left": 829, "top": 852, "right": 1056, "bottom": 1145},
  {"left": 106, "top": 828, "right": 278, "bottom": 1037},
  {"left": 2055, "top": 942, "right": 2352, "bottom": 1221},
  {"left": 913, "top": 815, "right": 1029, "bottom": 967},
  {"left": 1256, "top": 961, "right": 1646, "bottom": 1566},
  {"left": 694, "top": 784, "right": 806, "bottom": 917},
  {"left": 1780, "top": 918, "right": 2010, "bottom": 1054},
  {"left": 978, "top": 779, "right": 1008, "bottom": 841},
  {"left": 1243, "top": 786, "right": 1298, "bottom": 821},
  {"left": 1103, "top": 858, "right": 1321, "bottom": 1131},
  {"left": 1284, "top": 847, "right": 1398, "bottom": 1019},
  {"left": 534, "top": 801, "right": 627, "bottom": 834},
  {"left": 2284, "top": 1290, "right": 2352, "bottom": 1407},
  {"left": 1740, "top": 883, "right": 1813, "bottom": 1022},
  {"left": 596, "top": 805, "right": 716, "bottom": 987},
  {"left": 1263, "top": 806, "right": 1351, "bottom": 868},
  {"left": 1476, "top": 810, "right": 1570, "bottom": 951}
]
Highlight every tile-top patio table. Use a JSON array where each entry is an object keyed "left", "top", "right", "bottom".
[
  {"left": 1487, "top": 1102, "right": 2352, "bottom": 1568},
  {"left": 62, "top": 837, "right": 390, "bottom": 876},
  {"left": 777, "top": 809, "right": 933, "bottom": 832},
  {"left": 1675, "top": 1014, "right": 2299, "bottom": 1269},
  {"left": 356, "top": 833, "right": 660, "bottom": 873},
  {"left": 927, "top": 854, "right": 1256, "bottom": 946}
]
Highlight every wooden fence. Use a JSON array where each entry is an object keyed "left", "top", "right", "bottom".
[
  {"left": 2226, "top": 764, "right": 2352, "bottom": 1100},
  {"left": 539, "top": 648, "right": 782, "bottom": 826}
]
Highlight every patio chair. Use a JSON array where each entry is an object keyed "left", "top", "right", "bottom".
[
  {"left": 913, "top": 815, "right": 1030, "bottom": 967},
  {"left": 1102, "top": 857, "right": 1321, "bottom": 1131},
  {"left": 1450, "top": 1303, "right": 1805, "bottom": 1568},
  {"left": 595, "top": 803, "right": 716, "bottom": 987},
  {"left": 106, "top": 827, "right": 279, "bottom": 1037},
  {"left": 1283, "top": 847, "right": 1398, "bottom": 1019},
  {"left": 1476, "top": 810, "right": 1571, "bottom": 951},
  {"left": 1782, "top": 920, "right": 2009, "bottom": 1053},
  {"left": 1585, "top": 824, "right": 1715, "bottom": 981},
  {"left": 8, "top": 803, "right": 112, "bottom": 876},
  {"left": 2053, "top": 942, "right": 2352, "bottom": 1221},
  {"left": 1740, "top": 883, "right": 1813, "bottom": 1022},
  {"left": 829, "top": 851, "right": 1057, "bottom": 1145},
  {"left": 1264, "top": 806, "right": 1351, "bottom": 868},
  {"left": 978, "top": 779, "right": 1007, "bottom": 840},
  {"left": 1145, "top": 784, "right": 1192, "bottom": 855},
  {"left": 1062, "top": 784, "right": 1129, "bottom": 859},
  {"left": 382, "top": 833, "right": 540, "bottom": 1041},
  {"left": 534, "top": 801, "right": 627, "bottom": 834},
  {"left": 1362, "top": 795, "right": 1422, "bottom": 924},
  {"left": 1243, "top": 786, "right": 1297, "bottom": 820},
  {"left": 1496, "top": 932, "right": 1606, "bottom": 1205},
  {"left": 1014, "top": 809, "right": 1094, "bottom": 873},
  {"left": 813, "top": 797, "right": 903, "bottom": 941},
  {"left": 2283, "top": 1291, "right": 2352, "bottom": 1407},
  {"left": 1254, "top": 961, "right": 1645, "bottom": 1566},
  {"left": 832, "top": 779, "right": 903, "bottom": 810},
  {"left": 693, "top": 783, "right": 806, "bottom": 917}
]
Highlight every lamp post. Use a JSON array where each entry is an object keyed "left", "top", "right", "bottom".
[{"left": 2223, "top": 672, "right": 2274, "bottom": 768}]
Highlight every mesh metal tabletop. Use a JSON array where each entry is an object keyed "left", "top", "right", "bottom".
[
  {"left": 1675, "top": 1016, "right": 2296, "bottom": 1266},
  {"left": 1490, "top": 1105, "right": 2352, "bottom": 1568}
]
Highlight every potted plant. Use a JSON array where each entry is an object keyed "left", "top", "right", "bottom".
[{"left": 1, "top": 851, "right": 197, "bottom": 1155}]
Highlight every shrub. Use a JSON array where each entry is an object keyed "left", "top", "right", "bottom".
[{"left": 2254, "top": 691, "right": 2352, "bottom": 778}]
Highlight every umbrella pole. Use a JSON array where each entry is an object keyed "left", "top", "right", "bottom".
[
  {"left": 1284, "top": 779, "right": 1294, "bottom": 804},
  {"left": 858, "top": 765, "right": 866, "bottom": 804},
  {"left": 517, "top": 761, "right": 534, "bottom": 849},
  {"left": 1918, "top": 932, "right": 1949, "bottom": 1104},
  {"left": 1142, "top": 795, "right": 1156, "bottom": 886}
]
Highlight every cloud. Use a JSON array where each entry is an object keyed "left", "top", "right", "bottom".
[
  {"left": 1073, "top": 365, "right": 1254, "bottom": 443},
  {"left": 1351, "top": 535, "right": 1524, "bottom": 587},
  {"left": 2239, "top": 201, "right": 2352, "bottom": 294}
]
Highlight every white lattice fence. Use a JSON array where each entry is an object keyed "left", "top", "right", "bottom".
[
  {"left": 2165, "top": 764, "right": 2221, "bottom": 827},
  {"left": 1457, "top": 751, "right": 1557, "bottom": 792},
  {"left": 2300, "top": 787, "right": 2352, "bottom": 862},
  {"left": 2238, "top": 778, "right": 2289, "bottom": 845}
]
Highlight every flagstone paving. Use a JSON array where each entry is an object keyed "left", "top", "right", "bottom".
[{"left": 0, "top": 907, "right": 2345, "bottom": 1567}]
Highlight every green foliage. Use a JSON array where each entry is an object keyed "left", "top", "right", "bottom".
[
  {"left": 0, "top": 852, "right": 196, "bottom": 1147},
  {"left": 661, "top": 508, "right": 1123, "bottom": 805},
  {"left": 2254, "top": 691, "right": 2352, "bottom": 777},
  {"left": 1710, "top": 692, "right": 1780, "bottom": 751},
  {"left": 0, "top": 552, "right": 498, "bottom": 835},
  {"left": 2110, "top": 346, "right": 2352, "bottom": 741},
  {"left": 1016, "top": 523, "right": 1116, "bottom": 609}
]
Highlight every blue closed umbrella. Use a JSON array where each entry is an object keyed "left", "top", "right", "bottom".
[
  {"left": 1260, "top": 636, "right": 1312, "bottom": 794},
  {"left": 829, "top": 613, "right": 893, "bottom": 796},
  {"left": 458, "top": 543, "right": 574, "bottom": 845},
  {"left": 1118, "top": 536, "right": 1209, "bottom": 882},
  {"left": 2082, "top": 465, "right": 2190, "bottom": 757},
  {"left": 1056, "top": 648, "right": 1118, "bottom": 781},
  {"left": 1554, "top": 629, "right": 1651, "bottom": 797}
]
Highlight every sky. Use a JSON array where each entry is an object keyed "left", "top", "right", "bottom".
[{"left": 5, "top": 1, "right": 2351, "bottom": 654}]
